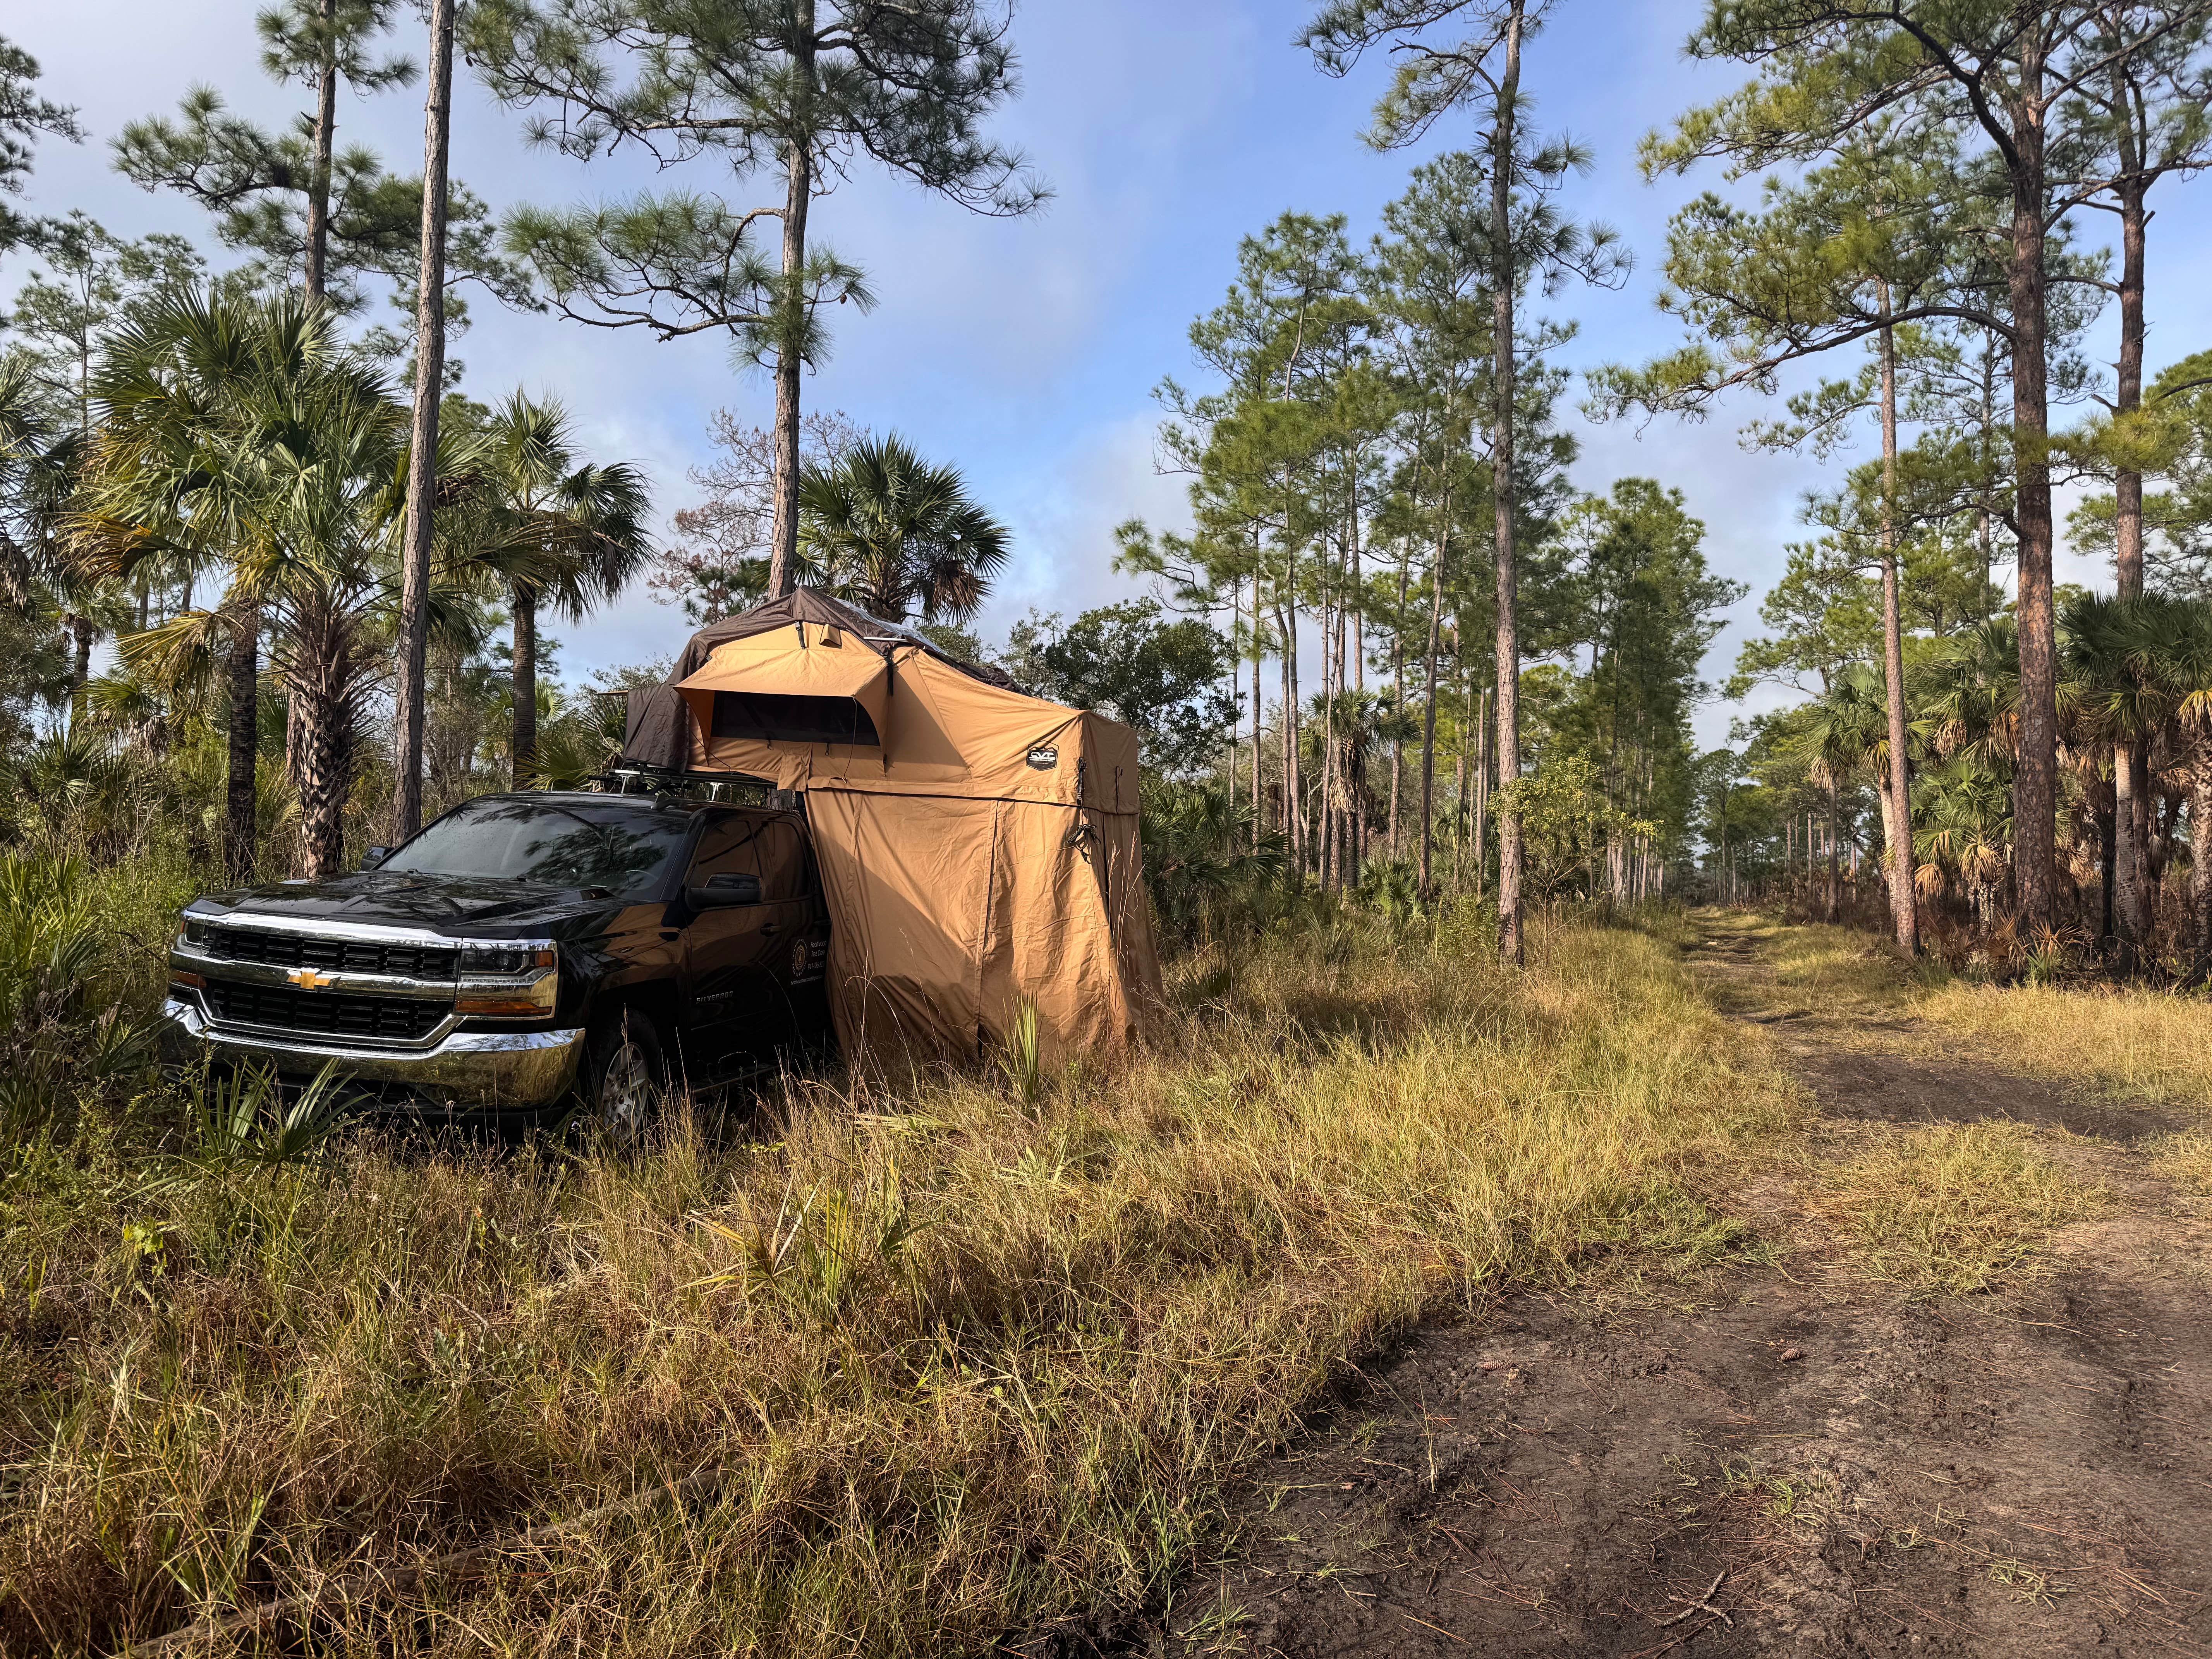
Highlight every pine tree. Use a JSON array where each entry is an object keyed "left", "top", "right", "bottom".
[
  {"left": 1304, "top": 0, "right": 1624, "bottom": 957},
  {"left": 115, "top": 0, "right": 516, "bottom": 317},
  {"left": 393, "top": 0, "right": 457, "bottom": 840},
  {"left": 0, "top": 34, "right": 82, "bottom": 256},
  {"left": 2054, "top": 5, "right": 2212, "bottom": 963},
  {"left": 472, "top": 0, "right": 1043, "bottom": 599},
  {"left": 1657, "top": 0, "right": 2190, "bottom": 929}
]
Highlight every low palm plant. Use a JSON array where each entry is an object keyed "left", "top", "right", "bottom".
[
  {"left": 1911, "top": 755, "right": 2013, "bottom": 928},
  {"left": 522, "top": 689, "right": 630, "bottom": 790},
  {"left": 1919, "top": 617, "right": 2020, "bottom": 774},
  {"left": 1140, "top": 780, "right": 1288, "bottom": 942},
  {"left": 0, "top": 851, "right": 151, "bottom": 1135},
  {"left": 190, "top": 1061, "right": 349, "bottom": 1170}
]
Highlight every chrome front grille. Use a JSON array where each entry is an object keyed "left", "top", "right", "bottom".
[
  {"left": 204, "top": 926, "right": 459, "bottom": 980},
  {"left": 204, "top": 981, "right": 451, "bottom": 1043}
]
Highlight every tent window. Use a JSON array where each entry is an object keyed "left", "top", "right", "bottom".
[{"left": 711, "top": 690, "right": 880, "bottom": 746}]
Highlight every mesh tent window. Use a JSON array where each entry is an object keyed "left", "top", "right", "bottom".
[{"left": 709, "top": 690, "right": 881, "bottom": 747}]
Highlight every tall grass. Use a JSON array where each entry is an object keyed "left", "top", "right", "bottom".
[
  {"left": 1917, "top": 979, "right": 2212, "bottom": 1113},
  {"left": 0, "top": 904, "right": 1791, "bottom": 1656},
  {"left": 1815, "top": 1121, "right": 2105, "bottom": 1296},
  {"left": 1711, "top": 907, "right": 2212, "bottom": 1116}
]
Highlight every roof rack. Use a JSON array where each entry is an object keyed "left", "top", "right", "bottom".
[{"left": 597, "top": 764, "right": 773, "bottom": 804}]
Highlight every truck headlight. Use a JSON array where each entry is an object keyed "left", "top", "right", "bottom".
[{"left": 455, "top": 943, "right": 558, "bottom": 1019}]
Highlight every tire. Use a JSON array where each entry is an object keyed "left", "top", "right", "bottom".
[{"left": 580, "top": 1005, "right": 667, "bottom": 1146}]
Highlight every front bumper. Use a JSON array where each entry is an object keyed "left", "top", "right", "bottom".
[{"left": 158, "top": 998, "right": 587, "bottom": 1114}]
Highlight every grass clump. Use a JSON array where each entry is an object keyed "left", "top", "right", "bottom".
[
  {"left": 0, "top": 907, "right": 1788, "bottom": 1657},
  {"left": 2148, "top": 1131, "right": 2212, "bottom": 1195},
  {"left": 1816, "top": 1121, "right": 2104, "bottom": 1296},
  {"left": 1753, "top": 916, "right": 1925, "bottom": 1013},
  {"left": 1918, "top": 980, "right": 2212, "bottom": 1114}
]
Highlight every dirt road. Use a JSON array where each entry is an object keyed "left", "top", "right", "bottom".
[{"left": 1094, "top": 915, "right": 2212, "bottom": 1657}]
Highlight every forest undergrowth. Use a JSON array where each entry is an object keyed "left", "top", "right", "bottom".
[{"left": 0, "top": 871, "right": 1795, "bottom": 1658}]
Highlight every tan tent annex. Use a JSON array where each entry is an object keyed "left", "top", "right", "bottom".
[{"left": 622, "top": 589, "right": 1163, "bottom": 1062}]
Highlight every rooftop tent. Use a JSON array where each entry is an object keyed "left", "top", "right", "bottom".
[{"left": 620, "top": 589, "right": 1163, "bottom": 1062}]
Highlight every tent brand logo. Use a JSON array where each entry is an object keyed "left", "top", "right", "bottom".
[{"left": 1026, "top": 746, "right": 1058, "bottom": 770}]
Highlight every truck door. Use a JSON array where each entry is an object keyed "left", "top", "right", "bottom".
[{"left": 677, "top": 813, "right": 781, "bottom": 1079}]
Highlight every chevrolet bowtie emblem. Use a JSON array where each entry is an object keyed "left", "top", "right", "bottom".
[{"left": 287, "top": 967, "right": 336, "bottom": 989}]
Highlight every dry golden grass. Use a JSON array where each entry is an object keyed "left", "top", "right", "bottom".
[
  {"left": 1814, "top": 1121, "right": 2106, "bottom": 1296},
  {"left": 1677, "top": 912, "right": 1922, "bottom": 1038},
  {"left": 1916, "top": 980, "right": 2212, "bottom": 1115},
  {"left": 1758, "top": 921, "right": 1923, "bottom": 1013},
  {"left": 0, "top": 908, "right": 1793, "bottom": 1657},
  {"left": 1704, "top": 913, "right": 2212, "bottom": 1128},
  {"left": 2148, "top": 1131, "right": 2212, "bottom": 1195}
]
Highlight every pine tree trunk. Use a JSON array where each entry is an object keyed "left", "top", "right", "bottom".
[
  {"left": 1456, "top": 668, "right": 1474, "bottom": 889},
  {"left": 2006, "top": 40, "right": 2059, "bottom": 933},
  {"left": 1877, "top": 297, "right": 1919, "bottom": 957},
  {"left": 1277, "top": 602, "right": 1293, "bottom": 862},
  {"left": 1827, "top": 787, "right": 1839, "bottom": 924},
  {"left": 2109, "top": 78, "right": 2147, "bottom": 606},
  {"left": 1473, "top": 685, "right": 1489, "bottom": 900},
  {"left": 1286, "top": 575, "right": 1304, "bottom": 874},
  {"left": 303, "top": 0, "right": 337, "bottom": 302},
  {"left": 1491, "top": 0, "right": 1526, "bottom": 965},
  {"left": 226, "top": 603, "right": 259, "bottom": 882},
  {"left": 2114, "top": 744, "right": 2140, "bottom": 965},
  {"left": 1347, "top": 483, "right": 1365, "bottom": 883},
  {"left": 1318, "top": 554, "right": 1337, "bottom": 890},
  {"left": 1389, "top": 551, "right": 1408, "bottom": 859},
  {"left": 393, "top": 0, "right": 453, "bottom": 843},
  {"left": 1418, "top": 489, "right": 1451, "bottom": 901},
  {"left": 766, "top": 0, "right": 816, "bottom": 600},
  {"left": 1226, "top": 575, "right": 1240, "bottom": 821},
  {"left": 512, "top": 587, "right": 538, "bottom": 787},
  {"left": 1453, "top": 751, "right": 1466, "bottom": 886},
  {"left": 1251, "top": 548, "right": 1264, "bottom": 848},
  {"left": 2112, "top": 149, "right": 2150, "bottom": 964}
]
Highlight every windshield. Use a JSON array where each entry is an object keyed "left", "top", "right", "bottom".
[{"left": 381, "top": 799, "right": 690, "bottom": 898}]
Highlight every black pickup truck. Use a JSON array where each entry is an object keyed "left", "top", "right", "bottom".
[{"left": 159, "top": 790, "right": 833, "bottom": 1133}]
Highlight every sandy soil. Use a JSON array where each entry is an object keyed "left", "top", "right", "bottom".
[{"left": 1055, "top": 919, "right": 2212, "bottom": 1658}]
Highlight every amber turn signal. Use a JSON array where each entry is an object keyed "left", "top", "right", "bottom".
[
  {"left": 170, "top": 970, "right": 206, "bottom": 991},
  {"left": 454, "top": 993, "right": 553, "bottom": 1017}
]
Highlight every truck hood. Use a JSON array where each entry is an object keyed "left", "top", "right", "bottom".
[{"left": 189, "top": 872, "right": 632, "bottom": 938}]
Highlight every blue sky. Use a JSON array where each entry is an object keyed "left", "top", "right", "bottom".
[{"left": 12, "top": 0, "right": 2212, "bottom": 744}]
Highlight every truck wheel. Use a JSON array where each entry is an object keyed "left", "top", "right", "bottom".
[{"left": 582, "top": 1007, "right": 666, "bottom": 1145}]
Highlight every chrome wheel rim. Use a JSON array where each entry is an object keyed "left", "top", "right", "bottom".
[{"left": 599, "top": 1039, "right": 653, "bottom": 1140}]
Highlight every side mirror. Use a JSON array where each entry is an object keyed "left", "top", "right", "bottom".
[
  {"left": 362, "top": 845, "right": 392, "bottom": 871},
  {"left": 687, "top": 871, "right": 761, "bottom": 908}
]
